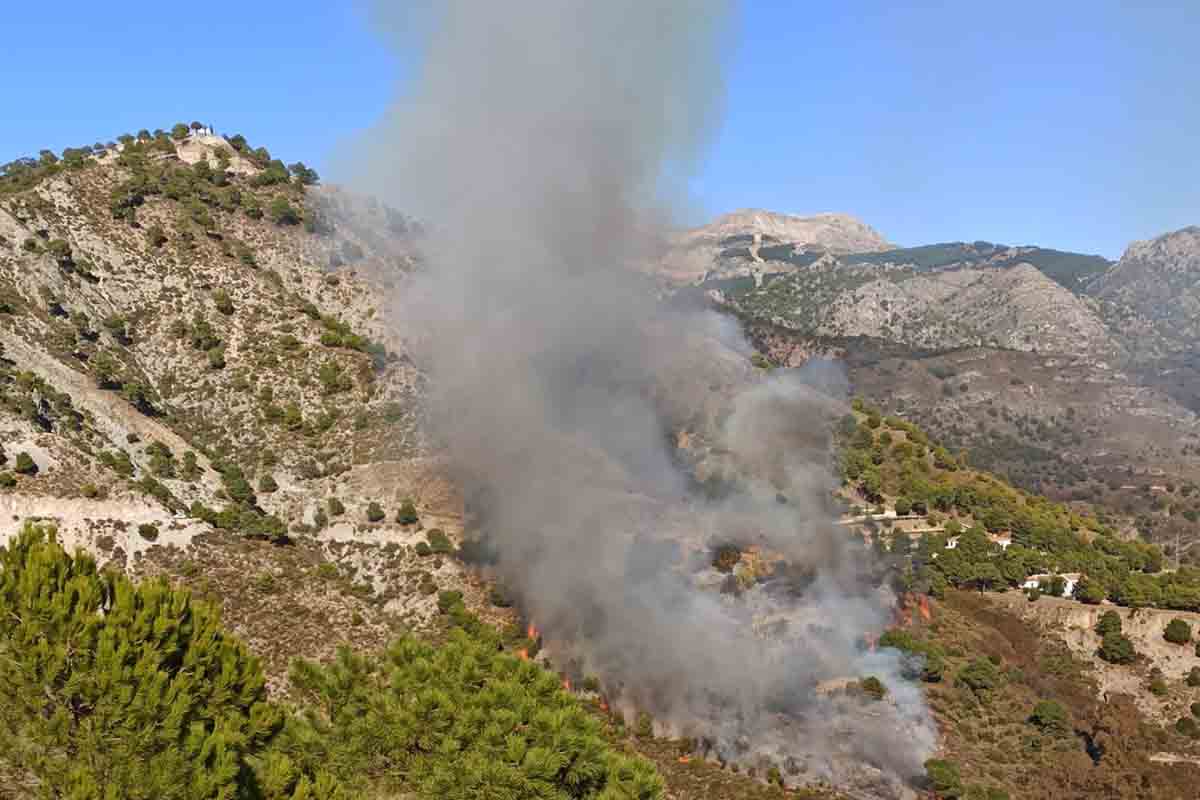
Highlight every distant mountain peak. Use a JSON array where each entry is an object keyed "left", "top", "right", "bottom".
[{"left": 698, "top": 208, "right": 893, "bottom": 253}]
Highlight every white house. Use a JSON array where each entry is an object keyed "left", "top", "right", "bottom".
[
  {"left": 945, "top": 536, "right": 960, "bottom": 550},
  {"left": 1022, "top": 573, "right": 1082, "bottom": 597},
  {"left": 988, "top": 534, "right": 1013, "bottom": 551}
]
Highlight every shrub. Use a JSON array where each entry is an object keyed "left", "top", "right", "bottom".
[
  {"left": 0, "top": 472, "right": 15, "bottom": 488},
  {"left": 1029, "top": 699, "right": 1069, "bottom": 736},
  {"left": 1075, "top": 578, "right": 1105, "bottom": 604},
  {"left": 327, "top": 497, "right": 345, "bottom": 516},
  {"left": 268, "top": 196, "right": 300, "bottom": 226},
  {"left": 1098, "top": 632, "right": 1136, "bottom": 665},
  {"left": 258, "top": 474, "right": 278, "bottom": 494},
  {"left": 895, "top": 497, "right": 912, "bottom": 516},
  {"left": 427, "top": 529, "right": 453, "bottom": 554},
  {"left": 1164, "top": 618, "right": 1192, "bottom": 645},
  {"left": 859, "top": 676, "right": 888, "bottom": 701},
  {"left": 137, "top": 523, "right": 159, "bottom": 541},
  {"left": 712, "top": 544, "right": 741, "bottom": 573},
  {"left": 212, "top": 289, "right": 234, "bottom": 315},
  {"left": 14, "top": 452, "right": 37, "bottom": 475},
  {"left": 957, "top": 658, "right": 1001, "bottom": 694},
  {"left": 1177, "top": 717, "right": 1200, "bottom": 739},
  {"left": 635, "top": 711, "right": 655, "bottom": 740},
  {"left": 80, "top": 483, "right": 100, "bottom": 498},
  {"left": 395, "top": 499, "right": 419, "bottom": 525},
  {"left": 1188, "top": 667, "right": 1200, "bottom": 687},
  {"left": 365, "top": 502, "right": 385, "bottom": 523},
  {"left": 924, "top": 759, "right": 964, "bottom": 798},
  {"left": 414, "top": 541, "right": 432, "bottom": 557},
  {"left": 1096, "top": 610, "right": 1122, "bottom": 636}
]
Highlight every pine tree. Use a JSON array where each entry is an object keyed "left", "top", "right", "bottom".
[{"left": 0, "top": 523, "right": 343, "bottom": 798}]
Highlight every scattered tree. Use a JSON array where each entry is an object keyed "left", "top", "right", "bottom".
[
  {"left": 14, "top": 452, "right": 37, "bottom": 475},
  {"left": 1164, "top": 618, "right": 1192, "bottom": 645}
]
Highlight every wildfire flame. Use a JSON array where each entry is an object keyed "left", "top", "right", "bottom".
[
  {"left": 562, "top": 678, "right": 571, "bottom": 692},
  {"left": 517, "top": 648, "right": 529, "bottom": 661},
  {"left": 918, "top": 595, "right": 932, "bottom": 622},
  {"left": 677, "top": 756, "right": 691, "bottom": 764},
  {"left": 527, "top": 623, "right": 539, "bottom": 641},
  {"left": 598, "top": 698, "right": 609, "bottom": 713}
]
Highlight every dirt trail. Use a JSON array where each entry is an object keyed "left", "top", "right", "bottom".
[{"left": 0, "top": 492, "right": 202, "bottom": 561}]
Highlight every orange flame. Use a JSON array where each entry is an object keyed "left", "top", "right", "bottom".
[
  {"left": 562, "top": 678, "right": 572, "bottom": 692},
  {"left": 678, "top": 756, "right": 691, "bottom": 764},
  {"left": 527, "top": 623, "right": 539, "bottom": 640},
  {"left": 918, "top": 595, "right": 932, "bottom": 622},
  {"left": 598, "top": 698, "right": 609, "bottom": 712},
  {"left": 517, "top": 648, "right": 529, "bottom": 661}
]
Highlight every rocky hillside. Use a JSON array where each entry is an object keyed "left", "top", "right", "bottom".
[
  {"left": 656, "top": 209, "right": 890, "bottom": 283},
  {"left": 1092, "top": 225, "right": 1200, "bottom": 353},
  {"left": 0, "top": 128, "right": 863, "bottom": 800},
  {"left": 657, "top": 214, "right": 1200, "bottom": 552}
]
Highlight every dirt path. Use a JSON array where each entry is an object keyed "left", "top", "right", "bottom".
[{"left": 0, "top": 491, "right": 203, "bottom": 561}]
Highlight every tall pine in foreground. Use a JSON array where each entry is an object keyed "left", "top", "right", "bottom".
[
  {"left": 0, "top": 523, "right": 340, "bottom": 799},
  {"left": 279, "top": 630, "right": 664, "bottom": 800}
]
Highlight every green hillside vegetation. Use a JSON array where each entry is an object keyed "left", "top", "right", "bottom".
[
  {"left": 841, "top": 242, "right": 1111, "bottom": 291},
  {"left": 836, "top": 400, "right": 1200, "bottom": 611},
  {"left": 0, "top": 523, "right": 665, "bottom": 800}
]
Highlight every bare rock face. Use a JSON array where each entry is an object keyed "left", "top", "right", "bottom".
[
  {"left": 1093, "top": 225, "right": 1200, "bottom": 351},
  {"left": 693, "top": 209, "right": 892, "bottom": 253},
  {"left": 657, "top": 209, "right": 890, "bottom": 284}
]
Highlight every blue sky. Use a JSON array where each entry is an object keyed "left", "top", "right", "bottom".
[{"left": 3, "top": 1, "right": 1195, "bottom": 257}]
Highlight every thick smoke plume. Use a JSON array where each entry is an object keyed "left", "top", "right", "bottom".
[{"left": 346, "top": 0, "right": 934, "bottom": 789}]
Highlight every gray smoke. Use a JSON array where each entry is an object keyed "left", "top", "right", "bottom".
[{"left": 344, "top": 0, "right": 935, "bottom": 789}]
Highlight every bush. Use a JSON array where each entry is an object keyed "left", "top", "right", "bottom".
[
  {"left": 924, "top": 759, "right": 964, "bottom": 798},
  {"left": 956, "top": 658, "right": 1000, "bottom": 694},
  {"left": 1177, "top": 717, "right": 1200, "bottom": 739},
  {"left": 414, "top": 541, "right": 432, "bottom": 557},
  {"left": 395, "top": 500, "right": 419, "bottom": 525},
  {"left": 327, "top": 496, "right": 345, "bottom": 516},
  {"left": 1096, "top": 610, "right": 1122, "bottom": 636},
  {"left": 14, "top": 452, "right": 37, "bottom": 475},
  {"left": 269, "top": 196, "right": 300, "bottom": 226},
  {"left": 1164, "top": 618, "right": 1192, "bottom": 645},
  {"left": 1074, "top": 577, "right": 1105, "bottom": 604},
  {"left": 137, "top": 522, "right": 159, "bottom": 541},
  {"left": 1098, "top": 632, "right": 1137, "bottom": 665},
  {"left": 365, "top": 501, "right": 385, "bottom": 523},
  {"left": 1029, "top": 700, "right": 1070, "bottom": 736},
  {"left": 859, "top": 676, "right": 888, "bottom": 701},
  {"left": 635, "top": 711, "right": 655, "bottom": 740},
  {"left": 427, "top": 529, "right": 453, "bottom": 554},
  {"left": 258, "top": 474, "right": 278, "bottom": 494},
  {"left": 212, "top": 289, "right": 234, "bottom": 315},
  {"left": 1188, "top": 667, "right": 1200, "bottom": 687},
  {"left": 0, "top": 472, "right": 16, "bottom": 488}
]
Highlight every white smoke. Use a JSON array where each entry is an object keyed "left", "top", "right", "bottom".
[{"left": 338, "top": 0, "right": 935, "bottom": 791}]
